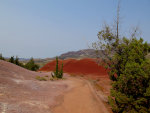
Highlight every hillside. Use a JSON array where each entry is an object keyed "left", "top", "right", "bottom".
[
  {"left": 39, "top": 58, "right": 108, "bottom": 77},
  {"left": 20, "top": 58, "right": 53, "bottom": 68},
  {"left": 0, "top": 60, "right": 70, "bottom": 113},
  {"left": 0, "top": 60, "right": 110, "bottom": 113},
  {"left": 20, "top": 49, "right": 101, "bottom": 68},
  {"left": 0, "top": 60, "right": 41, "bottom": 79},
  {"left": 59, "top": 49, "right": 99, "bottom": 59}
]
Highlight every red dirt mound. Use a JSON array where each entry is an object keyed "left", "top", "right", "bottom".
[{"left": 39, "top": 58, "right": 108, "bottom": 76}]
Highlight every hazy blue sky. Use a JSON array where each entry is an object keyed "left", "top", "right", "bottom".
[{"left": 0, "top": 0, "right": 150, "bottom": 58}]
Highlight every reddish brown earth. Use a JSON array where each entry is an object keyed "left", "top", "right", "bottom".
[
  {"left": 52, "top": 77, "right": 111, "bottom": 113},
  {"left": 39, "top": 58, "right": 108, "bottom": 77},
  {"left": 0, "top": 60, "right": 71, "bottom": 113},
  {"left": 0, "top": 60, "right": 111, "bottom": 113}
]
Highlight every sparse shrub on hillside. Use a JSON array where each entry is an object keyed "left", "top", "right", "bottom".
[
  {"left": 8, "top": 56, "right": 39, "bottom": 71},
  {"left": 14, "top": 56, "right": 19, "bottom": 65},
  {"left": 24, "top": 58, "right": 39, "bottom": 71},
  {"left": 45, "top": 75, "right": 49, "bottom": 77},
  {"left": 8, "top": 56, "right": 24, "bottom": 67},
  {"left": 14, "top": 56, "right": 24, "bottom": 67},
  {"left": 9, "top": 56, "right": 15, "bottom": 63},
  {"left": 36, "top": 76, "right": 47, "bottom": 81},
  {"left": 51, "top": 56, "right": 64, "bottom": 79},
  {"left": 0, "top": 53, "right": 5, "bottom": 60}
]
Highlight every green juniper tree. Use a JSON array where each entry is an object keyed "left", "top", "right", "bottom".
[
  {"left": 25, "top": 58, "right": 39, "bottom": 71},
  {"left": 9, "top": 56, "right": 15, "bottom": 63},
  {"left": 93, "top": 24, "right": 150, "bottom": 112},
  {"left": 14, "top": 56, "right": 20, "bottom": 65},
  {"left": 8, "top": 56, "right": 24, "bottom": 67},
  {"left": 0, "top": 53, "right": 5, "bottom": 60},
  {"left": 92, "top": 0, "right": 150, "bottom": 112},
  {"left": 109, "top": 38, "right": 150, "bottom": 112}
]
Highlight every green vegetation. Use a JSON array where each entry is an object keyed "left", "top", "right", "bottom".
[
  {"left": 0, "top": 53, "right": 5, "bottom": 60},
  {"left": 7, "top": 56, "right": 39, "bottom": 71},
  {"left": 9, "top": 56, "right": 24, "bottom": 67},
  {"left": 14, "top": 56, "right": 20, "bottom": 65},
  {"left": 22, "top": 58, "right": 52, "bottom": 68},
  {"left": 109, "top": 38, "right": 150, "bottom": 112},
  {"left": 24, "top": 58, "right": 39, "bottom": 71},
  {"left": 9, "top": 56, "right": 15, "bottom": 63},
  {"left": 51, "top": 56, "right": 63, "bottom": 79},
  {"left": 92, "top": 1, "right": 150, "bottom": 112},
  {"left": 93, "top": 25, "right": 150, "bottom": 112},
  {"left": 36, "top": 76, "right": 47, "bottom": 81},
  {"left": 0, "top": 53, "right": 39, "bottom": 71}
]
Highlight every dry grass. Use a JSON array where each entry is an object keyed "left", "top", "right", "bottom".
[{"left": 36, "top": 76, "right": 47, "bottom": 81}]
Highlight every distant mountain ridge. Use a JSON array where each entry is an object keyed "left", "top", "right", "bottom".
[
  {"left": 16, "top": 49, "right": 99, "bottom": 68},
  {"left": 59, "top": 49, "right": 97, "bottom": 59}
]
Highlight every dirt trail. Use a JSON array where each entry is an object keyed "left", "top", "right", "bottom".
[{"left": 52, "top": 77, "right": 109, "bottom": 113}]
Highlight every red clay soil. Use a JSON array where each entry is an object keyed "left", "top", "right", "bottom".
[{"left": 39, "top": 58, "right": 108, "bottom": 77}]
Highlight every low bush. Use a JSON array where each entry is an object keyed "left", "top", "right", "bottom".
[
  {"left": 36, "top": 76, "right": 47, "bottom": 81},
  {"left": 51, "top": 56, "right": 63, "bottom": 79}
]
